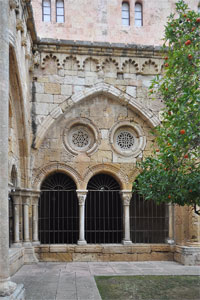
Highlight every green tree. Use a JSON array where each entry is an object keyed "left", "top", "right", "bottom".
[{"left": 133, "top": 0, "right": 200, "bottom": 215}]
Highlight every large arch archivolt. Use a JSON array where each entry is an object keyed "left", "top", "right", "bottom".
[
  {"left": 82, "top": 163, "right": 131, "bottom": 190},
  {"left": 32, "top": 162, "right": 82, "bottom": 190},
  {"left": 33, "top": 82, "right": 160, "bottom": 149}
]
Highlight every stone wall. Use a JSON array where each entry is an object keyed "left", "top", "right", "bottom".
[
  {"left": 31, "top": 42, "right": 163, "bottom": 190},
  {"left": 32, "top": 0, "right": 198, "bottom": 45}
]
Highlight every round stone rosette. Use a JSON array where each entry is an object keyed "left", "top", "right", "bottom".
[
  {"left": 63, "top": 118, "right": 99, "bottom": 156},
  {"left": 109, "top": 120, "right": 146, "bottom": 157}
]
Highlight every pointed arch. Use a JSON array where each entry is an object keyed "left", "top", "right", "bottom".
[{"left": 33, "top": 83, "right": 160, "bottom": 149}]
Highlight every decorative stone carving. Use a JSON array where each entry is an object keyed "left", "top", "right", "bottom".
[
  {"left": 109, "top": 120, "right": 146, "bottom": 158},
  {"left": 76, "top": 191, "right": 88, "bottom": 205},
  {"left": 9, "top": 0, "right": 19, "bottom": 9},
  {"left": 16, "top": 19, "right": 24, "bottom": 32},
  {"left": 120, "top": 190, "right": 132, "bottom": 206},
  {"left": 33, "top": 51, "right": 40, "bottom": 66},
  {"left": 21, "top": 37, "right": 27, "bottom": 47},
  {"left": 63, "top": 118, "right": 100, "bottom": 156}
]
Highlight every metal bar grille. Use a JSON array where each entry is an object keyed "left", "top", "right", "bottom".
[
  {"left": 85, "top": 190, "right": 123, "bottom": 244},
  {"left": 130, "top": 192, "right": 169, "bottom": 243},
  {"left": 39, "top": 190, "right": 79, "bottom": 244}
]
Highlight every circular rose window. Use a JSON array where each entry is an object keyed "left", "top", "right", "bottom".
[
  {"left": 72, "top": 129, "right": 89, "bottom": 148},
  {"left": 109, "top": 121, "right": 146, "bottom": 157},
  {"left": 116, "top": 131, "right": 135, "bottom": 150},
  {"left": 63, "top": 118, "right": 99, "bottom": 156}
]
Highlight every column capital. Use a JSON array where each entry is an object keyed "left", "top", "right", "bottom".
[
  {"left": 120, "top": 190, "right": 132, "bottom": 206},
  {"left": 76, "top": 190, "right": 88, "bottom": 205}
]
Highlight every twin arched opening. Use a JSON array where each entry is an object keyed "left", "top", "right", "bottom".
[{"left": 38, "top": 172, "right": 168, "bottom": 244}]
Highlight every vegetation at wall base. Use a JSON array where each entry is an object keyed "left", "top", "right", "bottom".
[{"left": 133, "top": 0, "right": 200, "bottom": 215}]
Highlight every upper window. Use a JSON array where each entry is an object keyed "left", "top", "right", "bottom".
[
  {"left": 56, "top": 0, "right": 65, "bottom": 23},
  {"left": 135, "top": 3, "right": 143, "bottom": 27},
  {"left": 42, "top": 0, "right": 51, "bottom": 22},
  {"left": 122, "top": 2, "right": 130, "bottom": 26}
]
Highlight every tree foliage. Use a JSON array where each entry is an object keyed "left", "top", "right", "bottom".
[{"left": 133, "top": 0, "right": 200, "bottom": 215}]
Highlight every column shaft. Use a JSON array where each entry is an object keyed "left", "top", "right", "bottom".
[
  {"left": 14, "top": 204, "right": 20, "bottom": 244},
  {"left": 23, "top": 204, "right": 30, "bottom": 243},
  {"left": 32, "top": 204, "right": 39, "bottom": 243}
]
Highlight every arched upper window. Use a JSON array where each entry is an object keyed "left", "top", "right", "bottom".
[
  {"left": 122, "top": 2, "right": 130, "bottom": 26},
  {"left": 56, "top": 0, "right": 65, "bottom": 23},
  {"left": 42, "top": 0, "right": 51, "bottom": 22},
  {"left": 135, "top": 2, "right": 143, "bottom": 27}
]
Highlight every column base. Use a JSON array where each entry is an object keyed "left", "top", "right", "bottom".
[
  {"left": 0, "top": 283, "right": 25, "bottom": 300},
  {"left": 165, "top": 238, "right": 175, "bottom": 245},
  {"left": 122, "top": 240, "right": 132, "bottom": 245},
  {"left": 23, "top": 242, "right": 32, "bottom": 247},
  {"left": 24, "top": 247, "right": 38, "bottom": 264},
  {"left": 11, "top": 243, "right": 22, "bottom": 248},
  {"left": 77, "top": 240, "right": 87, "bottom": 245},
  {"left": 32, "top": 241, "right": 40, "bottom": 246}
]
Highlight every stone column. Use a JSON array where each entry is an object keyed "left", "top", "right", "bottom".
[
  {"left": 32, "top": 192, "right": 40, "bottom": 245},
  {"left": 22, "top": 192, "right": 31, "bottom": 246},
  {"left": 77, "top": 190, "right": 88, "bottom": 245},
  {"left": 0, "top": 0, "right": 22, "bottom": 297},
  {"left": 120, "top": 190, "right": 132, "bottom": 245},
  {"left": 12, "top": 193, "right": 22, "bottom": 247},
  {"left": 166, "top": 203, "right": 175, "bottom": 245}
]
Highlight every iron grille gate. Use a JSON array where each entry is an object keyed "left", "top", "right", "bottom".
[
  {"left": 130, "top": 192, "right": 169, "bottom": 243},
  {"left": 85, "top": 190, "right": 123, "bottom": 244},
  {"left": 39, "top": 190, "right": 79, "bottom": 244}
]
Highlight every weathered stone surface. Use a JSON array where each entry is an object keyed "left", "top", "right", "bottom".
[{"left": 44, "top": 83, "right": 61, "bottom": 94}]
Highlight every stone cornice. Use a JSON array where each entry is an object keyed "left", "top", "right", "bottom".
[{"left": 36, "top": 38, "right": 165, "bottom": 58}]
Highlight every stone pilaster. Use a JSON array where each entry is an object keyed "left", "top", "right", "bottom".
[
  {"left": 0, "top": 0, "right": 23, "bottom": 297},
  {"left": 120, "top": 190, "right": 132, "bottom": 245},
  {"left": 77, "top": 190, "right": 88, "bottom": 245}
]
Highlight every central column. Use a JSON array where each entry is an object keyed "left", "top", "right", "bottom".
[
  {"left": 120, "top": 190, "right": 132, "bottom": 245},
  {"left": 77, "top": 190, "right": 88, "bottom": 245}
]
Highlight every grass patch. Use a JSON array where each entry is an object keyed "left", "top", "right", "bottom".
[{"left": 95, "top": 275, "right": 200, "bottom": 300}]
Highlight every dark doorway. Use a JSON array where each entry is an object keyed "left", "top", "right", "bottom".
[
  {"left": 9, "top": 195, "right": 14, "bottom": 247},
  {"left": 130, "top": 191, "right": 169, "bottom": 243},
  {"left": 39, "top": 172, "right": 79, "bottom": 244},
  {"left": 85, "top": 173, "right": 123, "bottom": 243}
]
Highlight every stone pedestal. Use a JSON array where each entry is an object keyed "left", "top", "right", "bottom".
[
  {"left": 77, "top": 190, "right": 87, "bottom": 245},
  {"left": 0, "top": 284, "right": 25, "bottom": 300}
]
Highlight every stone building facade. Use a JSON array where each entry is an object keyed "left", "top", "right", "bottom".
[{"left": 0, "top": 0, "right": 200, "bottom": 298}]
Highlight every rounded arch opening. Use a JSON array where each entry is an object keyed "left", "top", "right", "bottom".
[
  {"left": 85, "top": 173, "right": 123, "bottom": 243},
  {"left": 39, "top": 172, "right": 79, "bottom": 244}
]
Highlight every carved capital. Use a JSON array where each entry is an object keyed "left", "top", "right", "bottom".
[
  {"left": 16, "top": 19, "right": 24, "bottom": 32},
  {"left": 120, "top": 190, "right": 132, "bottom": 206},
  {"left": 76, "top": 190, "right": 88, "bottom": 205},
  {"left": 9, "top": 0, "right": 19, "bottom": 9},
  {"left": 33, "top": 51, "right": 40, "bottom": 66}
]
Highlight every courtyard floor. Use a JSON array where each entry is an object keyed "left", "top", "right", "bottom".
[{"left": 12, "top": 261, "right": 200, "bottom": 300}]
